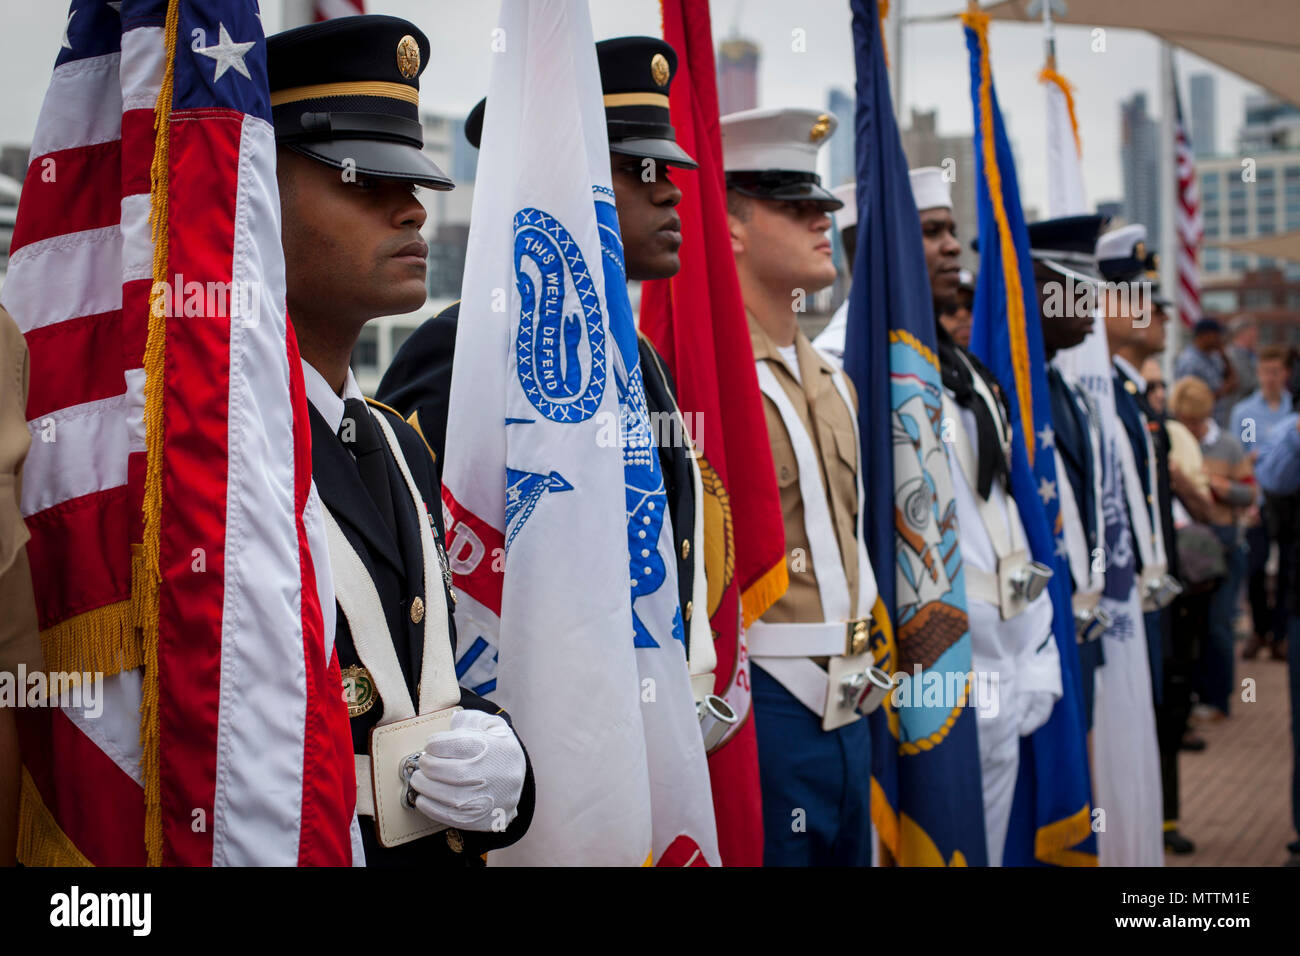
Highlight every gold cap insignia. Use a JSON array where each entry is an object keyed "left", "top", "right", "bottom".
[
  {"left": 1124, "top": 380, "right": 1139, "bottom": 395},
  {"left": 650, "top": 53, "right": 670, "bottom": 87},
  {"left": 342, "top": 665, "right": 376, "bottom": 718},
  {"left": 396, "top": 35, "right": 420, "bottom": 79},
  {"left": 809, "top": 114, "right": 831, "bottom": 143}
]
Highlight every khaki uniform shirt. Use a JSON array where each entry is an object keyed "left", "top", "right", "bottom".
[
  {"left": 0, "top": 305, "right": 41, "bottom": 676},
  {"left": 749, "top": 313, "right": 861, "bottom": 624}
]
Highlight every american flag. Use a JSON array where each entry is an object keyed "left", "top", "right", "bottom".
[
  {"left": 4, "top": 0, "right": 355, "bottom": 866},
  {"left": 1174, "top": 78, "right": 1202, "bottom": 327}
]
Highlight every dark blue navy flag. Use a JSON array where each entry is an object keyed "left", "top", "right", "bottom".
[
  {"left": 845, "top": 0, "right": 986, "bottom": 866},
  {"left": 962, "top": 7, "right": 1096, "bottom": 866}
]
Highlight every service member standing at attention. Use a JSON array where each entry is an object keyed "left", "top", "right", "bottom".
[
  {"left": 910, "top": 166, "right": 1061, "bottom": 867},
  {"left": 1028, "top": 215, "right": 1111, "bottom": 740},
  {"left": 1097, "top": 224, "right": 1206, "bottom": 855},
  {"left": 376, "top": 37, "right": 716, "bottom": 704},
  {"left": 723, "top": 108, "right": 887, "bottom": 867},
  {"left": 267, "top": 16, "right": 533, "bottom": 866}
]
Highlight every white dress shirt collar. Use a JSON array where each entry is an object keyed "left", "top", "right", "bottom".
[{"left": 301, "top": 359, "right": 366, "bottom": 435}]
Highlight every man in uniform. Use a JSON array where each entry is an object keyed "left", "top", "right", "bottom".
[
  {"left": 723, "top": 108, "right": 886, "bottom": 866},
  {"left": 377, "top": 37, "right": 715, "bottom": 703},
  {"left": 1028, "top": 215, "right": 1111, "bottom": 738},
  {"left": 268, "top": 15, "right": 534, "bottom": 866},
  {"left": 910, "top": 166, "right": 1061, "bottom": 866},
  {"left": 1097, "top": 223, "right": 1200, "bottom": 854}
]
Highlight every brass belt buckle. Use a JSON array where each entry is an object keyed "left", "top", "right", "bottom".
[{"left": 844, "top": 616, "right": 870, "bottom": 657}]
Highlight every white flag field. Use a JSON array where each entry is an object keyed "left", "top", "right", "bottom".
[
  {"left": 1046, "top": 76, "right": 1164, "bottom": 868},
  {"left": 440, "top": 0, "right": 718, "bottom": 866}
]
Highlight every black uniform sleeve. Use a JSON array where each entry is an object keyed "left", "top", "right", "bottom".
[{"left": 375, "top": 302, "right": 460, "bottom": 467}]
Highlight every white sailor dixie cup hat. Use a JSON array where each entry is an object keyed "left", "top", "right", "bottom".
[
  {"left": 832, "top": 182, "right": 857, "bottom": 231},
  {"left": 908, "top": 166, "right": 953, "bottom": 212},
  {"left": 721, "top": 107, "right": 843, "bottom": 209}
]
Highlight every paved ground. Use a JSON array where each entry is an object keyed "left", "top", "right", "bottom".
[{"left": 1166, "top": 640, "right": 1293, "bottom": 867}]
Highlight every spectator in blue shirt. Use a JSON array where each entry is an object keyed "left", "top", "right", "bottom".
[
  {"left": 1232, "top": 346, "right": 1295, "bottom": 660},
  {"left": 1175, "top": 318, "right": 1238, "bottom": 427},
  {"left": 1255, "top": 407, "right": 1300, "bottom": 865}
]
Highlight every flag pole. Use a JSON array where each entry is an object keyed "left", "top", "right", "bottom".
[
  {"left": 1159, "top": 42, "right": 1181, "bottom": 377},
  {"left": 890, "top": 0, "right": 905, "bottom": 121}
]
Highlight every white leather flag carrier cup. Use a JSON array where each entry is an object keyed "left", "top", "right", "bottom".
[
  {"left": 749, "top": 361, "right": 893, "bottom": 732},
  {"left": 940, "top": 353, "right": 1053, "bottom": 621},
  {"left": 324, "top": 408, "right": 462, "bottom": 849}
]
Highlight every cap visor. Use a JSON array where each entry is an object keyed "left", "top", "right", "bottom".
[
  {"left": 730, "top": 180, "right": 843, "bottom": 210},
  {"left": 611, "top": 138, "right": 698, "bottom": 170},
  {"left": 289, "top": 140, "right": 454, "bottom": 190}
]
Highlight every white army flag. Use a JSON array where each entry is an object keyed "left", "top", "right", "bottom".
[{"left": 439, "top": 0, "right": 718, "bottom": 866}]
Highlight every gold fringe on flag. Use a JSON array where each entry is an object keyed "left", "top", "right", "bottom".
[
  {"left": 1039, "top": 65, "right": 1083, "bottom": 159},
  {"left": 739, "top": 558, "right": 788, "bottom": 631},
  {"left": 1035, "top": 803, "right": 1098, "bottom": 866},
  {"left": 17, "top": 768, "right": 92, "bottom": 867},
  {"left": 38, "top": 599, "right": 140, "bottom": 679},
  {"left": 960, "top": 5, "right": 1036, "bottom": 465},
  {"left": 138, "top": 0, "right": 181, "bottom": 868}
]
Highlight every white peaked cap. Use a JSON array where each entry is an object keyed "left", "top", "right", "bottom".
[
  {"left": 832, "top": 182, "right": 857, "bottom": 230},
  {"left": 720, "top": 107, "right": 838, "bottom": 174},
  {"left": 1095, "top": 222, "right": 1147, "bottom": 262},
  {"left": 909, "top": 166, "right": 952, "bottom": 212}
]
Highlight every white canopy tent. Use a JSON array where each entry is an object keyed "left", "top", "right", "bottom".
[{"left": 978, "top": 0, "right": 1300, "bottom": 107}]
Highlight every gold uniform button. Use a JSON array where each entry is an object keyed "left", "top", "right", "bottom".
[
  {"left": 685, "top": 600, "right": 693, "bottom": 622},
  {"left": 445, "top": 828, "right": 464, "bottom": 853},
  {"left": 410, "top": 596, "right": 425, "bottom": 624},
  {"left": 681, "top": 539, "right": 690, "bottom": 560}
]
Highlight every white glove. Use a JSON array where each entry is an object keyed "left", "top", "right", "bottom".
[
  {"left": 408, "top": 708, "right": 526, "bottom": 832},
  {"left": 1016, "top": 689, "right": 1057, "bottom": 738}
]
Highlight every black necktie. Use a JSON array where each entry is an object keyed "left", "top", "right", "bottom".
[
  {"left": 339, "top": 398, "right": 398, "bottom": 541},
  {"left": 936, "top": 327, "right": 1008, "bottom": 500}
]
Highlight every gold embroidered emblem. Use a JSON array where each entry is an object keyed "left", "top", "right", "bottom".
[
  {"left": 342, "top": 665, "right": 376, "bottom": 718},
  {"left": 650, "top": 53, "right": 670, "bottom": 87},
  {"left": 396, "top": 35, "right": 420, "bottom": 79},
  {"left": 809, "top": 113, "right": 831, "bottom": 143},
  {"left": 410, "top": 595, "right": 425, "bottom": 624}
]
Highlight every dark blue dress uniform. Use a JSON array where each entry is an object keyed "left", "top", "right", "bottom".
[
  {"left": 378, "top": 36, "right": 703, "bottom": 643},
  {"left": 267, "top": 15, "right": 535, "bottom": 866},
  {"left": 1098, "top": 226, "right": 1194, "bottom": 843},
  {"left": 1027, "top": 213, "right": 1109, "bottom": 730}
]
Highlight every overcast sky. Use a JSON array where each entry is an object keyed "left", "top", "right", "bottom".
[{"left": 0, "top": 0, "right": 1266, "bottom": 218}]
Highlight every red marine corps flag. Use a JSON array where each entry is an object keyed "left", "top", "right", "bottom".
[
  {"left": 640, "top": 0, "right": 788, "bottom": 867},
  {"left": 4, "top": 0, "right": 354, "bottom": 865}
]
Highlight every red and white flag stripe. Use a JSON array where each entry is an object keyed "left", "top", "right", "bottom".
[
  {"left": 1174, "top": 83, "right": 1202, "bottom": 328},
  {"left": 5, "top": 1, "right": 354, "bottom": 866}
]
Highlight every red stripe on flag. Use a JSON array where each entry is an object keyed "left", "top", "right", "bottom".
[
  {"left": 121, "top": 108, "right": 157, "bottom": 198},
  {"left": 154, "top": 111, "right": 245, "bottom": 866},
  {"left": 442, "top": 485, "right": 505, "bottom": 617},
  {"left": 9, "top": 142, "right": 122, "bottom": 254},
  {"left": 25, "top": 487, "right": 131, "bottom": 629},
  {"left": 17, "top": 707, "right": 147, "bottom": 866},
  {"left": 24, "top": 310, "right": 127, "bottom": 419},
  {"left": 288, "top": 322, "right": 356, "bottom": 865}
]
